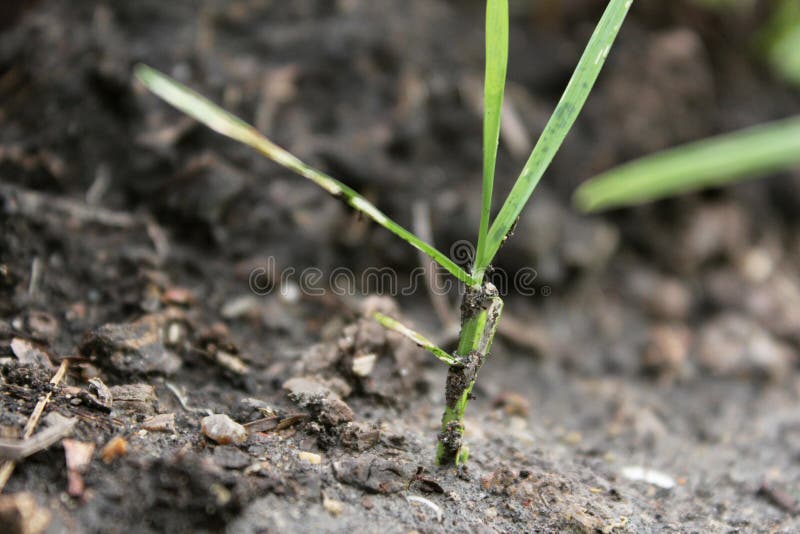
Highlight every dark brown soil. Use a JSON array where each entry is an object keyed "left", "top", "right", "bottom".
[{"left": 2, "top": 1, "right": 800, "bottom": 532}]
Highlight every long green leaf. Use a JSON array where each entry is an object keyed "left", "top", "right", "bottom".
[
  {"left": 135, "top": 64, "right": 477, "bottom": 286},
  {"left": 573, "top": 115, "right": 800, "bottom": 212},
  {"left": 477, "top": 0, "right": 634, "bottom": 270},
  {"left": 373, "top": 312, "right": 457, "bottom": 366},
  {"left": 475, "top": 0, "right": 509, "bottom": 281}
]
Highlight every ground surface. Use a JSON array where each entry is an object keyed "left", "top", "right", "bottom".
[{"left": 2, "top": 1, "right": 800, "bottom": 532}]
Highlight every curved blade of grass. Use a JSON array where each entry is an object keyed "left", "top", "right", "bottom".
[
  {"left": 573, "top": 115, "right": 800, "bottom": 212},
  {"left": 373, "top": 312, "right": 457, "bottom": 366},
  {"left": 135, "top": 64, "right": 476, "bottom": 286},
  {"left": 474, "top": 0, "right": 509, "bottom": 281},
  {"left": 477, "top": 0, "right": 634, "bottom": 270}
]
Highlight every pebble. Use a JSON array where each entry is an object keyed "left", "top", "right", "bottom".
[
  {"left": 492, "top": 391, "right": 530, "bottom": 417},
  {"left": 626, "top": 270, "right": 692, "bottom": 320},
  {"left": 696, "top": 314, "right": 794, "bottom": 380},
  {"left": 201, "top": 414, "right": 248, "bottom": 445},
  {"left": 643, "top": 324, "right": 692, "bottom": 377},
  {"left": 351, "top": 353, "right": 377, "bottom": 377},
  {"left": 298, "top": 451, "right": 322, "bottom": 464},
  {"left": 322, "top": 495, "right": 344, "bottom": 517},
  {"left": 621, "top": 466, "right": 676, "bottom": 489}
]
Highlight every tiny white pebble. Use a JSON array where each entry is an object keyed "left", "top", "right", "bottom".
[
  {"left": 201, "top": 414, "right": 248, "bottom": 445},
  {"left": 298, "top": 451, "right": 322, "bottom": 464}
]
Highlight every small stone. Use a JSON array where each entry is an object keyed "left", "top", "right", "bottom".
[
  {"left": 323, "top": 495, "right": 344, "bottom": 517},
  {"left": 627, "top": 270, "right": 692, "bottom": 320},
  {"left": 215, "top": 350, "right": 249, "bottom": 375},
  {"left": 201, "top": 414, "right": 247, "bottom": 445},
  {"left": 162, "top": 287, "right": 195, "bottom": 306},
  {"left": 100, "top": 436, "right": 128, "bottom": 464},
  {"left": 643, "top": 324, "right": 692, "bottom": 377},
  {"left": 0, "top": 492, "right": 51, "bottom": 534},
  {"left": 351, "top": 353, "right": 377, "bottom": 377},
  {"left": 492, "top": 391, "right": 530, "bottom": 417},
  {"left": 10, "top": 338, "right": 52, "bottom": 368},
  {"left": 696, "top": 314, "right": 795, "bottom": 380},
  {"left": 621, "top": 466, "right": 676, "bottom": 489},
  {"left": 25, "top": 311, "right": 59, "bottom": 342},
  {"left": 88, "top": 377, "right": 113, "bottom": 409},
  {"left": 141, "top": 413, "right": 176, "bottom": 433},
  {"left": 298, "top": 451, "right": 322, "bottom": 464}
]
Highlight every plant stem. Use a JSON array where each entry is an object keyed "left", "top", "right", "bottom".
[{"left": 436, "top": 282, "right": 503, "bottom": 465}]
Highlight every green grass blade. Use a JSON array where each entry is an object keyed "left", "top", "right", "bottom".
[
  {"left": 475, "top": 0, "right": 509, "bottom": 281},
  {"left": 373, "top": 312, "right": 457, "bottom": 366},
  {"left": 573, "top": 115, "right": 800, "bottom": 212},
  {"left": 477, "top": 0, "right": 634, "bottom": 270},
  {"left": 134, "top": 64, "right": 477, "bottom": 286}
]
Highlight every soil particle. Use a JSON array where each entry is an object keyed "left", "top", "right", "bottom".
[
  {"left": 283, "top": 376, "right": 355, "bottom": 427},
  {"left": 332, "top": 453, "right": 409, "bottom": 494},
  {"left": 492, "top": 391, "right": 530, "bottom": 417},
  {"left": 81, "top": 313, "right": 183, "bottom": 376},
  {"left": 141, "top": 412, "right": 176, "bottom": 433},
  {"left": 9, "top": 338, "right": 52, "bottom": 368},
  {"left": 212, "top": 445, "right": 252, "bottom": 470},
  {"left": 339, "top": 421, "right": 380, "bottom": 452},
  {"left": 437, "top": 421, "right": 464, "bottom": 465},
  {"left": 109, "top": 383, "right": 158, "bottom": 416},
  {"left": 625, "top": 269, "right": 693, "bottom": 321},
  {"left": 643, "top": 323, "right": 693, "bottom": 379},
  {"left": 99, "top": 436, "right": 128, "bottom": 464},
  {"left": 695, "top": 314, "right": 795, "bottom": 380},
  {"left": 201, "top": 414, "right": 248, "bottom": 445},
  {"left": 290, "top": 302, "right": 426, "bottom": 405}
]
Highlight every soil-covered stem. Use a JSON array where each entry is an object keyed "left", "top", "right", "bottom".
[{"left": 436, "top": 282, "right": 503, "bottom": 465}]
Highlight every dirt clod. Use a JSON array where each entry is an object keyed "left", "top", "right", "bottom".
[
  {"left": 333, "top": 453, "right": 408, "bottom": 494},
  {"left": 109, "top": 384, "right": 158, "bottom": 416},
  {"left": 81, "top": 313, "right": 183, "bottom": 376},
  {"left": 0, "top": 492, "right": 51, "bottom": 534}
]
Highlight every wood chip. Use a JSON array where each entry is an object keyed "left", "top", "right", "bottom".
[
  {"left": 63, "top": 439, "right": 95, "bottom": 497},
  {"left": 100, "top": 436, "right": 128, "bottom": 464},
  {"left": 141, "top": 413, "right": 176, "bottom": 433}
]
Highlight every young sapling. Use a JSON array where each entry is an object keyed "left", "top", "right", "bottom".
[{"left": 135, "top": 0, "right": 633, "bottom": 465}]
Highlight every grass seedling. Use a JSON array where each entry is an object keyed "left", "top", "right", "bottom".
[
  {"left": 573, "top": 115, "right": 800, "bottom": 212},
  {"left": 135, "top": 0, "right": 632, "bottom": 465}
]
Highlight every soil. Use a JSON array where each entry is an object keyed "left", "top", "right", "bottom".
[{"left": 2, "top": 1, "right": 800, "bottom": 532}]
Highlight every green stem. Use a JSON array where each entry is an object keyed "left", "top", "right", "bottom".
[{"left": 436, "top": 283, "right": 503, "bottom": 465}]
